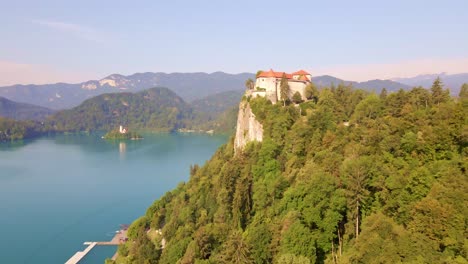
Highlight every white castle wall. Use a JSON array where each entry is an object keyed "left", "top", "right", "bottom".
[
  {"left": 274, "top": 80, "right": 307, "bottom": 101},
  {"left": 255, "top": 77, "right": 278, "bottom": 103},
  {"left": 288, "top": 81, "right": 307, "bottom": 100},
  {"left": 255, "top": 77, "right": 308, "bottom": 103},
  {"left": 255, "top": 77, "right": 276, "bottom": 92}
]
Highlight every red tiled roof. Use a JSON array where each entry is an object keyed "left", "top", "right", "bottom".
[
  {"left": 257, "top": 69, "right": 276, "bottom": 78},
  {"left": 257, "top": 69, "right": 293, "bottom": 79},
  {"left": 280, "top": 73, "right": 293, "bottom": 79},
  {"left": 292, "top": 70, "right": 310, "bottom": 75}
]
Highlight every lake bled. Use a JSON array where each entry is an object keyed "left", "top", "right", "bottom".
[{"left": 0, "top": 133, "right": 227, "bottom": 264}]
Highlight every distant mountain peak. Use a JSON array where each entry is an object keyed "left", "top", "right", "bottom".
[
  {"left": 81, "top": 81, "right": 98, "bottom": 90},
  {"left": 390, "top": 72, "right": 468, "bottom": 94},
  {"left": 392, "top": 72, "right": 447, "bottom": 82},
  {"left": 97, "top": 74, "right": 132, "bottom": 89},
  {"left": 103, "top": 73, "right": 126, "bottom": 80}
]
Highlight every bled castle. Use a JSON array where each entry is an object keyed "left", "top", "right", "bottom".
[
  {"left": 235, "top": 69, "right": 312, "bottom": 151},
  {"left": 247, "top": 69, "right": 311, "bottom": 103}
]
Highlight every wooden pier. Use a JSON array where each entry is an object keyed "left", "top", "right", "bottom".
[
  {"left": 64, "top": 230, "right": 127, "bottom": 264},
  {"left": 65, "top": 242, "right": 97, "bottom": 264}
]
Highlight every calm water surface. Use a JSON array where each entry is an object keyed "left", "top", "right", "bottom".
[{"left": 0, "top": 133, "right": 227, "bottom": 264}]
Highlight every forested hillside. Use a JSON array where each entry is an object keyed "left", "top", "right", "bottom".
[
  {"left": 49, "top": 87, "right": 194, "bottom": 132},
  {"left": 0, "top": 87, "right": 239, "bottom": 141},
  {"left": 0, "top": 117, "right": 44, "bottom": 141},
  {"left": 189, "top": 90, "right": 243, "bottom": 133},
  {"left": 112, "top": 81, "right": 468, "bottom": 264},
  {"left": 191, "top": 90, "right": 243, "bottom": 117}
]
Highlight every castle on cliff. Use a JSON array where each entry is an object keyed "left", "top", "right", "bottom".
[
  {"left": 249, "top": 69, "right": 311, "bottom": 103},
  {"left": 236, "top": 69, "right": 312, "bottom": 151}
]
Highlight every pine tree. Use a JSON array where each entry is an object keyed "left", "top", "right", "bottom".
[
  {"left": 459, "top": 83, "right": 468, "bottom": 108},
  {"left": 459, "top": 83, "right": 468, "bottom": 100},
  {"left": 217, "top": 230, "right": 253, "bottom": 264},
  {"left": 280, "top": 74, "right": 290, "bottom": 106},
  {"left": 431, "top": 77, "right": 449, "bottom": 105},
  {"left": 379, "top": 88, "right": 388, "bottom": 100}
]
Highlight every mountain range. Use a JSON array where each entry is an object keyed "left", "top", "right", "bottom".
[
  {"left": 392, "top": 72, "right": 468, "bottom": 95},
  {"left": 312, "top": 75, "right": 412, "bottom": 92},
  {"left": 0, "top": 96, "right": 55, "bottom": 120},
  {"left": 0, "top": 72, "right": 253, "bottom": 110},
  {"left": 0, "top": 71, "right": 466, "bottom": 111}
]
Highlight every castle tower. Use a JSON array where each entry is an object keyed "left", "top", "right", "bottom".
[{"left": 291, "top": 70, "right": 311, "bottom": 81}]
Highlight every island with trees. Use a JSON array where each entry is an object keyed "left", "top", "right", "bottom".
[{"left": 103, "top": 125, "right": 143, "bottom": 140}]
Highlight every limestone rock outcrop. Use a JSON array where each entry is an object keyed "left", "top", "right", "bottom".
[{"left": 234, "top": 101, "right": 263, "bottom": 151}]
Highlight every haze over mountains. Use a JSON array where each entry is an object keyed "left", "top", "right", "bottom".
[
  {"left": 0, "top": 96, "right": 55, "bottom": 120},
  {"left": 393, "top": 72, "right": 468, "bottom": 94},
  {"left": 0, "top": 71, "right": 466, "bottom": 112},
  {"left": 0, "top": 72, "right": 253, "bottom": 110},
  {"left": 312, "top": 75, "right": 412, "bottom": 92}
]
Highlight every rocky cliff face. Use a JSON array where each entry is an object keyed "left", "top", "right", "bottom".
[{"left": 234, "top": 100, "right": 263, "bottom": 151}]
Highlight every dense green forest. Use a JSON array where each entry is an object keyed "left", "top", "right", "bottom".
[
  {"left": 191, "top": 90, "right": 243, "bottom": 118},
  {"left": 188, "top": 90, "right": 242, "bottom": 133},
  {"left": 111, "top": 81, "right": 468, "bottom": 264},
  {"left": 0, "top": 117, "right": 45, "bottom": 141},
  {"left": 49, "top": 87, "right": 194, "bottom": 132}
]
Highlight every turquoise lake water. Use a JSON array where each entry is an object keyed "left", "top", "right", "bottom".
[{"left": 0, "top": 133, "right": 228, "bottom": 264}]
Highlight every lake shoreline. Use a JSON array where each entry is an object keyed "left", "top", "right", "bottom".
[{"left": 0, "top": 133, "right": 228, "bottom": 263}]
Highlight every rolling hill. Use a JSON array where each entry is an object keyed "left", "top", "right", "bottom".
[
  {"left": 191, "top": 90, "right": 244, "bottom": 116},
  {"left": 49, "top": 87, "right": 194, "bottom": 132},
  {"left": 312, "top": 75, "right": 411, "bottom": 92},
  {"left": 0, "top": 96, "right": 55, "bottom": 120}
]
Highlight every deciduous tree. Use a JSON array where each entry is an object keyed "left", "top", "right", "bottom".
[
  {"left": 245, "top": 78, "right": 255, "bottom": 90},
  {"left": 292, "top": 91, "right": 303, "bottom": 104},
  {"left": 305, "top": 83, "right": 319, "bottom": 103}
]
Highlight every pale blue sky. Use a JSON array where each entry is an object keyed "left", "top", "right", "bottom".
[{"left": 0, "top": 0, "right": 467, "bottom": 85}]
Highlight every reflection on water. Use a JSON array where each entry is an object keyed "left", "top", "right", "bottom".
[
  {"left": 119, "top": 142, "right": 126, "bottom": 160},
  {"left": 0, "top": 138, "right": 29, "bottom": 151},
  {"left": 0, "top": 132, "right": 228, "bottom": 264}
]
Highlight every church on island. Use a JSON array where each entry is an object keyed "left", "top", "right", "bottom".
[
  {"left": 119, "top": 125, "right": 127, "bottom": 134},
  {"left": 249, "top": 69, "right": 311, "bottom": 103}
]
